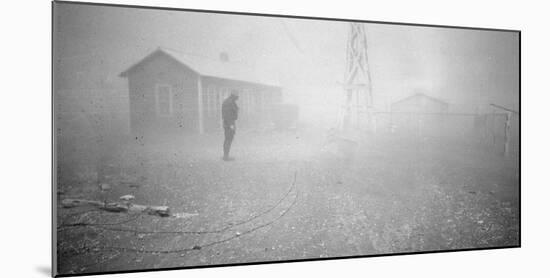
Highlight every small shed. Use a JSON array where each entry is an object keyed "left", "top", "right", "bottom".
[
  {"left": 390, "top": 93, "right": 449, "bottom": 136},
  {"left": 120, "top": 48, "right": 283, "bottom": 136},
  {"left": 391, "top": 93, "right": 449, "bottom": 114}
]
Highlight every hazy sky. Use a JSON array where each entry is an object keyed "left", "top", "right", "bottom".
[{"left": 54, "top": 3, "right": 519, "bottom": 113}]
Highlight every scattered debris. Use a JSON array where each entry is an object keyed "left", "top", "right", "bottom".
[
  {"left": 172, "top": 212, "right": 199, "bottom": 219},
  {"left": 119, "top": 194, "right": 135, "bottom": 200},
  {"left": 120, "top": 181, "right": 141, "bottom": 188},
  {"left": 61, "top": 198, "right": 170, "bottom": 217},
  {"left": 103, "top": 203, "right": 128, "bottom": 213},
  {"left": 98, "top": 183, "right": 111, "bottom": 192},
  {"left": 119, "top": 195, "right": 135, "bottom": 202},
  {"left": 131, "top": 204, "right": 170, "bottom": 217},
  {"left": 61, "top": 199, "right": 103, "bottom": 208},
  {"left": 119, "top": 195, "right": 135, "bottom": 208}
]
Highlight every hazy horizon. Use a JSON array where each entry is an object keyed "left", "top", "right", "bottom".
[{"left": 54, "top": 3, "right": 519, "bottom": 116}]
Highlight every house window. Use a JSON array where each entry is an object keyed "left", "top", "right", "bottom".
[
  {"left": 260, "top": 91, "right": 266, "bottom": 111},
  {"left": 255, "top": 91, "right": 262, "bottom": 110},
  {"left": 219, "top": 87, "right": 229, "bottom": 108},
  {"left": 242, "top": 89, "right": 251, "bottom": 114},
  {"left": 224, "top": 88, "right": 230, "bottom": 100},
  {"left": 231, "top": 89, "right": 240, "bottom": 105},
  {"left": 206, "top": 85, "right": 217, "bottom": 116},
  {"left": 156, "top": 84, "right": 173, "bottom": 117}
]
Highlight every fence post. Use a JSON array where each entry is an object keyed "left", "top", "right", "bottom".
[{"left": 504, "top": 111, "right": 512, "bottom": 157}]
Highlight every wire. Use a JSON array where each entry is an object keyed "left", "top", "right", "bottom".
[
  {"left": 88, "top": 181, "right": 298, "bottom": 255},
  {"left": 279, "top": 20, "right": 304, "bottom": 54},
  {"left": 66, "top": 172, "right": 299, "bottom": 256},
  {"left": 62, "top": 172, "right": 297, "bottom": 235},
  {"left": 75, "top": 250, "right": 122, "bottom": 271},
  {"left": 58, "top": 208, "right": 102, "bottom": 227},
  {"left": 57, "top": 211, "right": 144, "bottom": 231}
]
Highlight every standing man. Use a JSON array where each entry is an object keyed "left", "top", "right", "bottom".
[{"left": 222, "top": 92, "right": 239, "bottom": 161}]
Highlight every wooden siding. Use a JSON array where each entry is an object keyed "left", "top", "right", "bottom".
[
  {"left": 124, "top": 51, "right": 283, "bottom": 136},
  {"left": 127, "top": 52, "right": 199, "bottom": 136},
  {"left": 200, "top": 76, "right": 282, "bottom": 132}
]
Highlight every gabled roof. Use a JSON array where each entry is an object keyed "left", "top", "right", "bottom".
[
  {"left": 120, "top": 48, "right": 280, "bottom": 87},
  {"left": 392, "top": 93, "right": 448, "bottom": 106}
]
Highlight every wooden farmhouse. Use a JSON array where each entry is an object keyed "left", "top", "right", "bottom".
[{"left": 120, "top": 48, "right": 283, "bottom": 136}]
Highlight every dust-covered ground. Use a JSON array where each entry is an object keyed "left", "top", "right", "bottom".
[{"left": 55, "top": 128, "right": 519, "bottom": 275}]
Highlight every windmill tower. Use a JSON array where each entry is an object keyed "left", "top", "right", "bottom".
[{"left": 338, "top": 22, "right": 374, "bottom": 136}]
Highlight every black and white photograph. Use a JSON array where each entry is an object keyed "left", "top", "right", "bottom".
[{"left": 52, "top": 1, "right": 519, "bottom": 276}]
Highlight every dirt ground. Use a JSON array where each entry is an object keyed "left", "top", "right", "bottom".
[{"left": 56, "top": 128, "right": 519, "bottom": 275}]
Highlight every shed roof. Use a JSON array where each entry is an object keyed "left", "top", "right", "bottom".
[
  {"left": 392, "top": 93, "right": 448, "bottom": 106},
  {"left": 120, "top": 48, "right": 280, "bottom": 87}
]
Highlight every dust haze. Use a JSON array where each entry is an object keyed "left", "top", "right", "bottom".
[{"left": 53, "top": 2, "right": 519, "bottom": 276}]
